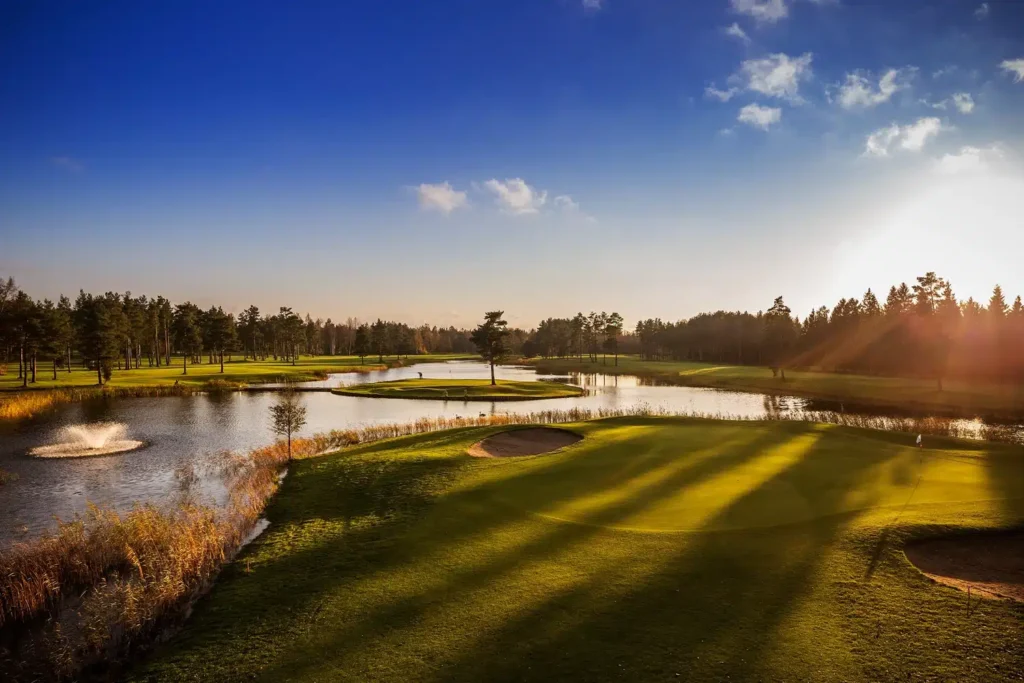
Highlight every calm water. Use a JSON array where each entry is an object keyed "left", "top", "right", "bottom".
[{"left": 0, "top": 359, "right": 967, "bottom": 545}]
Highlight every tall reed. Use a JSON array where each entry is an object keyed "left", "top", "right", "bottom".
[{"left": 0, "top": 440, "right": 289, "bottom": 679}]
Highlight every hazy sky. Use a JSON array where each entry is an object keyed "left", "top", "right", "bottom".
[{"left": 2, "top": 0, "right": 1023, "bottom": 329}]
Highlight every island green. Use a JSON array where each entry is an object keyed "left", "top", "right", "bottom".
[{"left": 332, "top": 378, "right": 584, "bottom": 401}]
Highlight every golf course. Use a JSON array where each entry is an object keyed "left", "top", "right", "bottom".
[
  {"left": 332, "top": 378, "right": 585, "bottom": 400},
  {"left": 131, "top": 417, "right": 1024, "bottom": 682}
]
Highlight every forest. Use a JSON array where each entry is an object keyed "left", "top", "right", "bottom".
[
  {"left": 522, "top": 273, "right": 1024, "bottom": 387},
  {"left": 0, "top": 277, "right": 479, "bottom": 386},
  {"left": 2, "top": 272, "right": 1022, "bottom": 388}
]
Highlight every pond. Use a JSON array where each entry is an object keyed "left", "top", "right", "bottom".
[{"left": 0, "top": 360, "right": 1003, "bottom": 545}]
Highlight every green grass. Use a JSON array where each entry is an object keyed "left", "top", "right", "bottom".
[
  {"left": 132, "top": 418, "right": 1024, "bottom": 682},
  {"left": 0, "top": 354, "right": 475, "bottom": 392},
  {"left": 333, "top": 378, "right": 585, "bottom": 401},
  {"left": 531, "top": 356, "right": 1024, "bottom": 418}
]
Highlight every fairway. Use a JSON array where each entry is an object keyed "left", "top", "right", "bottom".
[
  {"left": 133, "top": 418, "right": 1024, "bottom": 682},
  {"left": 332, "top": 378, "right": 584, "bottom": 400}
]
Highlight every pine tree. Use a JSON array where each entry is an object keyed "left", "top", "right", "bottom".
[
  {"left": 354, "top": 324, "right": 370, "bottom": 363},
  {"left": 470, "top": 311, "right": 510, "bottom": 385},
  {"left": 988, "top": 284, "right": 1008, "bottom": 318}
]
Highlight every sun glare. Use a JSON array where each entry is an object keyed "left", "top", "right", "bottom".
[{"left": 835, "top": 169, "right": 1024, "bottom": 301}]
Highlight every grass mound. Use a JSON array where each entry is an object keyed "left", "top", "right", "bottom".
[
  {"left": 132, "top": 418, "right": 1024, "bottom": 683},
  {"left": 333, "top": 378, "right": 584, "bottom": 401}
]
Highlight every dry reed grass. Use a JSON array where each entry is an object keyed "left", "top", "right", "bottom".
[{"left": 0, "top": 384, "right": 237, "bottom": 423}]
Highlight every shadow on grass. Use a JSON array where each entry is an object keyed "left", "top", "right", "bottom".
[{"left": 134, "top": 420, "right": 927, "bottom": 682}]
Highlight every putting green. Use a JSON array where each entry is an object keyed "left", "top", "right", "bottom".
[{"left": 476, "top": 422, "right": 999, "bottom": 532}]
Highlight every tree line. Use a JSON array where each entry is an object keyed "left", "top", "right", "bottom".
[
  {"left": 625, "top": 273, "right": 1024, "bottom": 387},
  {"left": 5, "top": 271, "right": 1022, "bottom": 389},
  {"left": 0, "top": 278, "right": 479, "bottom": 386},
  {"left": 522, "top": 312, "right": 625, "bottom": 365}
]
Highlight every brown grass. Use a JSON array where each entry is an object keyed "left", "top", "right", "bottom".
[
  {"left": 0, "top": 439, "right": 287, "bottom": 679},
  {"left": 0, "top": 385, "right": 221, "bottom": 423}
]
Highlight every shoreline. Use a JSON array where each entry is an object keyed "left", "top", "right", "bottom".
[
  {"left": 527, "top": 358, "right": 1024, "bottom": 423},
  {"left": 0, "top": 355, "right": 475, "bottom": 423}
]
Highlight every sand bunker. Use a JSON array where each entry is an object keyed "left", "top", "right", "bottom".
[
  {"left": 905, "top": 533, "right": 1024, "bottom": 602},
  {"left": 468, "top": 428, "right": 582, "bottom": 458}
]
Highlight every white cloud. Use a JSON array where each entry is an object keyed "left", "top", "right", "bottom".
[
  {"left": 935, "top": 145, "right": 1003, "bottom": 174},
  {"left": 951, "top": 92, "right": 974, "bottom": 113},
  {"left": 705, "top": 84, "right": 739, "bottom": 102},
  {"left": 864, "top": 117, "right": 945, "bottom": 157},
  {"left": 932, "top": 66, "right": 956, "bottom": 79},
  {"left": 1001, "top": 58, "right": 1024, "bottom": 82},
  {"left": 483, "top": 178, "right": 547, "bottom": 215},
  {"left": 736, "top": 52, "right": 813, "bottom": 103},
  {"left": 974, "top": 3, "right": 989, "bottom": 19},
  {"left": 582, "top": 0, "right": 602, "bottom": 11},
  {"left": 730, "top": 0, "right": 788, "bottom": 23},
  {"left": 922, "top": 92, "right": 974, "bottom": 113},
  {"left": 724, "top": 22, "right": 750, "bottom": 44},
  {"left": 737, "top": 103, "right": 782, "bottom": 130},
  {"left": 51, "top": 156, "right": 83, "bottom": 172},
  {"left": 415, "top": 182, "right": 468, "bottom": 214},
  {"left": 834, "top": 68, "right": 912, "bottom": 109},
  {"left": 553, "top": 195, "right": 580, "bottom": 212}
]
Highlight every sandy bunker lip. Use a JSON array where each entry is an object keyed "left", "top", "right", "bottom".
[
  {"left": 468, "top": 427, "right": 582, "bottom": 458},
  {"left": 905, "top": 532, "right": 1024, "bottom": 602}
]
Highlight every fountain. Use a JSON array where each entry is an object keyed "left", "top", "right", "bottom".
[{"left": 29, "top": 422, "right": 146, "bottom": 458}]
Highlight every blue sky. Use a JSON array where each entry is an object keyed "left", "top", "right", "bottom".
[{"left": 2, "top": 0, "right": 1023, "bottom": 328}]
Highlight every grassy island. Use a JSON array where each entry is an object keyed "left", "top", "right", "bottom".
[
  {"left": 132, "top": 417, "right": 1024, "bottom": 683},
  {"left": 332, "top": 378, "right": 584, "bottom": 401}
]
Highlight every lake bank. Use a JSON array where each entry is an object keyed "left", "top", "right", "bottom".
[{"left": 527, "top": 356, "right": 1024, "bottom": 421}]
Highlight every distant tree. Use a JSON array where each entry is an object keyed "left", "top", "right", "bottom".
[
  {"left": 570, "top": 313, "right": 586, "bottom": 360},
  {"left": 471, "top": 310, "right": 510, "bottom": 385},
  {"left": 933, "top": 282, "right": 960, "bottom": 391},
  {"left": 270, "top": 388, "right": 307, "bottom": 462},
  {"left": 157, "top": 296, "right": 173, "bottom": 366},
  {"left": 40, "top": 299, "right": 73, "bottom": 380},
  {"left": 764, "top": 296, "right": 796, "bottom": 380},
  {"left": 604, "top": 312, "right": 624, "bottom": 366},
  {"left": 9, "top": 292, "right": 42, "bottom": 386},
  {"left": 172, "top": 303, "right": 202, "bottom": 375},
  {"left": 354, "top": 324, "right": 370, "bottom": 362},
  {"left": 370, "top": 319, "right": 388, "bottom": 363},
  {"left": 988, "top": 284, "right": 1008, "bottom": 319},
  {"left": 238, "top": 305, "right": 261, "bottom": 360},
  {"left": 207, "top": 306, "right": 237, "bottom": 373},
  {"left": 57, "top": 295, "right": 75, "bottom": 372},
  {"left": 76, "top": 292, "right": 123, "bottom": 385}
]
